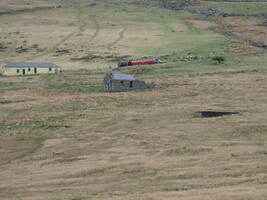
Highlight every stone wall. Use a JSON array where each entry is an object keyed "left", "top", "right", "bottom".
[{"left": 204, "top": 0, "right": 267, "bottom": 2}]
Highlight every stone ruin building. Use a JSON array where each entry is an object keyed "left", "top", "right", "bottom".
[{"left": 103, "top": 73, "right": 154, "bottom": 92}]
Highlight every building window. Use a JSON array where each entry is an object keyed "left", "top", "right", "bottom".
[
  {"left": 49, "top": 67, "right": 52, "bottom": 72},
  {"left": 17, "top": 69, "right": 20, "bottom": 73},
  {"left": 28, "top": 68, "right": 31, "bottom": 72},
  {"left": 120, "top": 80, "right": 124, "bottom": 85},
  {"left": 130, "top": 81, "right": 133, "bottom": 88}
]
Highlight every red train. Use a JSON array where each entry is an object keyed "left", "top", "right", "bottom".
[{"left": 118, "top": 59, "right": 162, "bottom": 67}]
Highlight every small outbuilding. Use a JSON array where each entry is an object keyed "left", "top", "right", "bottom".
[
  {"left": 1, "top": 62, "right": 61, "bottom": 76},
  {"left": 103, "top": 73, "right": 154, "bottom": 92}
]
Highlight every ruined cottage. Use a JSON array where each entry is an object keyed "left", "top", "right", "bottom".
[{"left": 103, "top": 73, "right": 154, "bottom": 92}]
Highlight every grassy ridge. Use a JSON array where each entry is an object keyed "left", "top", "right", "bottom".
[
  {"left": 0, "top": 2, "right": 231, "bottom": 69},
  {"left": 206, "top": 1, "right": 267, "bottom": 14}
]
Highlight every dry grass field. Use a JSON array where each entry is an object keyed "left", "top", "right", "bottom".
[
  {"left": 0, "top": 68, "right": 267, "bottom": 200},
  {"left": 0, "top": 0, "right": 49, "bottom": 12},
  {"left": 0, "top": 0, "right": 267, "bottom": 200},
  {"left": 0, "top": 0, "right": 228, "bottom": 70}
]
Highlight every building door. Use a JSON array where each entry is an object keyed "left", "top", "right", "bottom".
[
  {"left": 34, "top": 68, "right": 37, "bottom": 74},
  {"left": 22, "top": 69, "right": 26, "bottom": 75}
]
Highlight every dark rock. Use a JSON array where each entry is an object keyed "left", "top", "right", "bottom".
[
  {"left": 15, "top": 46, "right": 29, "bottom": 53},
  {"left": 79, "top": 69, "right": 90, "bottom": 72},
  {"left": 220, "top": 13, "right": 247, "bottom": 17},
  {"left": 87, "top": 3, "right": 97, "bottom": 7},
  {"left": 31, "top": 44, "right": 38, "bottom": 48},
  {"left": 0, "top": 43, "right": 7, "bottom": 51},
  {"left": 194, "top": 111, "right": 239, "bottom": 118},
  {"left": 187, "top": 7, "right": 220, "bottom": 18},
  {"left": 257, "top": 22, "right": 267, "bottom": 26},
  {"left": 163, "top": 0, "right": 197, "bottom": 11}
]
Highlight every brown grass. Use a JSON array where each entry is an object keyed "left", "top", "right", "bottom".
[
  {"left": 0, "top": 0, "right": 49, "bottom": 12},
  {"left": 0, "top": 70, "right": 266, "bottom": 200},
  {"left": 185, "top": 19, "right": 216, "bottom": 30},
  {"left": 222, "top": 16, "right": 267, "bottom": 43},
  {"left": 0, "top": 1, "right": 267, "bottom": 200}
]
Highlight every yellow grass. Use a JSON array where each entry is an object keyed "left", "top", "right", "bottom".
[
  {"left": 0, "top": 3, "right": 227, "bottom": 70},
  {"left": 0, "top": 70, "right": 266, "bottom": 200},
  {"left": 0, "top": 0, "right": 49, "bottom": 12}
]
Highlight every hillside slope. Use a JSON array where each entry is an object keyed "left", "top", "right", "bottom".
[{"left": 0, "top": 1, "right": 266, "bottom": 200}]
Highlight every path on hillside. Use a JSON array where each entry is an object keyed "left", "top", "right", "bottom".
[
  {"left": 105, "top": 24, "right": 126, "bottom": 49},
  {"left": 0, "top": 6, "right": 102, "bottom": 63},
  {"left": 25, "top": 9, "right": 81, "bottom": 61},
  {"left": 0, "top": 2, "right": 129, "bottom": 63},
  {"left": 88, "top": 15, "right": 100, "bottom": 44},
  {"left": 24, "top": 7, "right": 100, "bottom": 61}
]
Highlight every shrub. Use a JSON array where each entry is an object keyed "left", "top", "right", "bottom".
[{"left": 212, "top": 56, "right": 225, "bottom": 64}]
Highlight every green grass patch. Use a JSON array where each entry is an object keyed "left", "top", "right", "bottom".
[
  {"left": 164, "top": 147, "right": 212, "bottom": 156},
  {"left": 23, "top": 120, "right": 62, "bottom": 131},
  {"left": 49, "top": 83, "right": 104, "bottom": 93},
  {"left": 0, "top": 99, "right": 32, "bottom": 104},
  {"left": 0, "top": 99, "right": 13, "bottom": 104},
  {"left": 0, "top": 112, "right": 81, "bottom": 134},
  {"left": 0, "top": 123, "right": 11, "bottom": 131},
  {"left": 64, "top": 101, "right": 88, "bottom": 111},
  {"left": 49, "top": 112, "right": 84, "bottom": 121},
  {"left": 207, "top": 2, "right": 267, "bottom": 15},
  {"left": 127, "top": 61, "right": 220, "bottom": 76},
  {"left": 128, "top": 118, "right": 143, "bottom": 124},
  {"left": 0, "top": 83, "right": 26, "bottom": 93}
]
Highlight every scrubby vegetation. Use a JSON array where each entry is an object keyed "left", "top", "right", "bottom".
[{"left": 212, "top": 55, "right": 225, "bottom": 64}]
